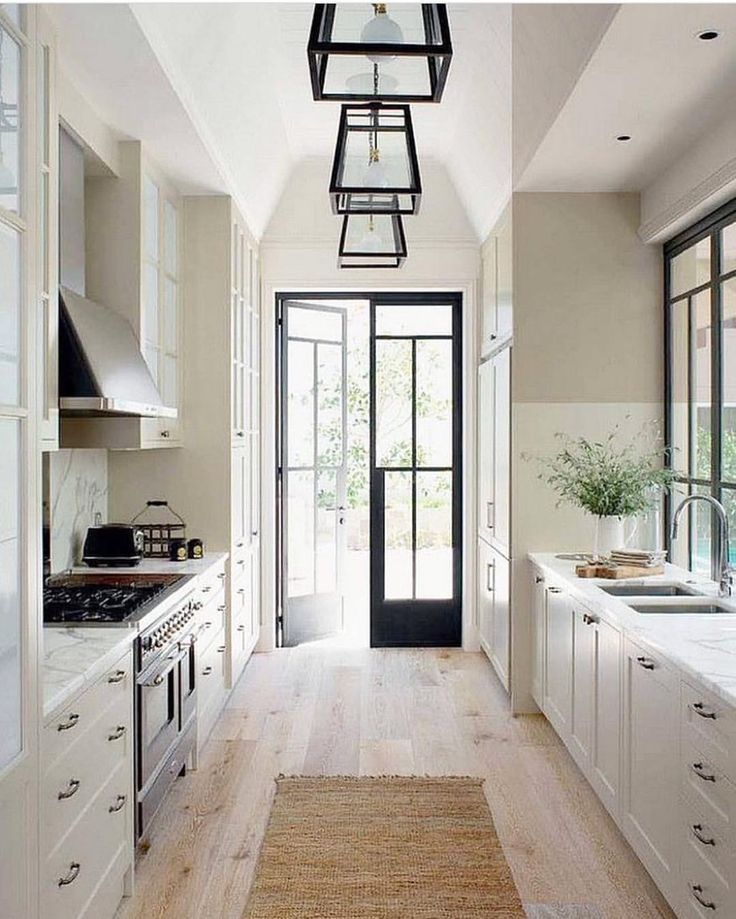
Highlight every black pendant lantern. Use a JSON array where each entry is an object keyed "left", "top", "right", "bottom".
[
  {"left": 330, "top": 103, "right": 421, "bottom": 216},
  {"left": 338, "top": 213, "right": 407, "bottom": 268},
  {"left": 308, "top": 4, "right": 452, "bottom": 103}
]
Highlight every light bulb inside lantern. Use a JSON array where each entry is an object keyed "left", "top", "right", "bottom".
[
  {"left": 358, "top": 219, "right": 385, "bottom": 252},
  {"left": 361, "top": 4, "right": 403, "bottom": 63}
]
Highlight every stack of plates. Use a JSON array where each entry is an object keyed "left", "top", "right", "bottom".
[{"left": 609, "top": 549, "right": 667, "bottom": 568}]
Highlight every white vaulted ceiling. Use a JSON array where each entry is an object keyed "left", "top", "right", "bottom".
[{"left": 116, "top": 3, "right": 512, "bottom": 240}]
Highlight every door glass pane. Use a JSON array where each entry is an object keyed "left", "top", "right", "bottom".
[
  {"left": 0, "top": 417, "right": 20, "bottom": 768},
  {"left": 289, "top": 306, "right": 342, "bottom": 342},
  {"left": 317, "top": 342, "right": 343, "bottom": 466},
  {"left": 693, "top": 291, "right": 711, "bottom": 479},
  {"left": 722, "top": 278, "right": 736, "bottom": 483},
  {"left": 143, "top": 176, "right": 159, "bottom": 260},
  {"left": 376, "top": 338, "right": 412, "bottom": 466},
  {"left": 0, "top": 27, "right": 20, "bottom": 214},
  {"left": 721, "top": 223, "right": 736, "bottom": 276},
  {"left": 416, "top": 339, "right": 452, "bottom": 467},
  {"left": 670, "top": 237, "right": 710, "bottom": 298},
  {"left": 415, "top": 471, "right": 452, "bottom": 599},
  {"left": 0, "top": 221, "right": 19, "bottom": 404},
  {"left": 376, "top": 303, "right": 452, "bottom": 336},
  {"left": 288, "top": 470, "right": 314, "bottom": 598},
  {"left": 670, "top": 298, "right": 689, "bottom": 477},
  {"left": 163, "top": 200, "right": 177, "bottom": 276},
  {"left": 288, "top": 340, "right": 314, "bottom": 467},
  {"left": 316, "top": 469, "right": 337, "bottom": 593},
  {"left": 144, "top": 262, "right": 159, "bottom": 344},
  {"left": 384, "top": 470, "right": 412, "bottom": 599}
]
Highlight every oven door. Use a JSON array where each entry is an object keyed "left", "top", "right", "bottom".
[
  {"left": 178, "top": 632, "right": 197, "bottom": 729},
  {"left": 137, "top": 651, "right": 181, "bottom": 790}
]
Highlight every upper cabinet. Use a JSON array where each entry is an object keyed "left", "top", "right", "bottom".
[
  {"left": 480, "top": 202, "right": 512, "bottom": 358},
  {"left": 37, "top": 12, "right": 58, "bottom": 450},
  {"left": 62, "top": 142, "right": 182, "bottom": 449}
]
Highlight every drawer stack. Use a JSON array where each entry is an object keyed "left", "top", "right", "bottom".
[
  {"left": 195, "top": 558, "right": 228, "bottom": 751},
  {"left": 231, "top": 547, "right": 255, "bottom": 684},
  {"left": 679, "top": 679, "right": 736, "bottom": 917},
  {"left": 41, "top": 649, "right": 134, "bottom": 919}
]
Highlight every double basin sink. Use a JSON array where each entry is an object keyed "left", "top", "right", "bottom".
[{"left": 598, "top": 582, "right": 734, "bottom": 615}]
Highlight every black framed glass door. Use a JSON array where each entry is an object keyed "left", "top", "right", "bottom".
[{"left": 369, "top": 294, "right": 462, "bottom": 646}]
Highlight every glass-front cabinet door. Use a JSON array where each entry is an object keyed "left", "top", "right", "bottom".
[{"left": 0, "top": 6, "right": 40, "bottom": 917}]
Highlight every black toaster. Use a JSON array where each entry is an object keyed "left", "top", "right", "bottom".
[{"left": 82, "top": 524, "right": 145, "bottom": 567}]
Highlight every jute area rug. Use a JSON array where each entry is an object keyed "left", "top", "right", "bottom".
[{"left": 244, "top": 776, "right": 526, "bottom": 918}]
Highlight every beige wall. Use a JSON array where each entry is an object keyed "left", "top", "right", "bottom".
[{"left": 510, "top": 191, "right": 663, "bottom": 712}]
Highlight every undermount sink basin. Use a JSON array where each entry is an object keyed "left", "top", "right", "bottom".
[
  {"left": 628, "top": 601, "right": 732, "bottom": 615},
  {"left": 598, "top": 583, "right": 699, "bottom": 598}
]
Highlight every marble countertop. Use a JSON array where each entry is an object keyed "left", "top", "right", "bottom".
[
  {"left": 43, "top": 553, "right": 228, "bottom": 723},
  {"left": 43, "top": 626, "right": 135, "bottom": 724},
  {"left": 529, "top": 553, "right": 736, "bottom": 707},
  {"left": 70, "top": 551, "right": 228, "bottom": 578}
]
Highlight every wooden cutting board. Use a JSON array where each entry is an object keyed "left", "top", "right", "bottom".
[{"left": 575, "top": 563, "right": 665, "bottom": 580}]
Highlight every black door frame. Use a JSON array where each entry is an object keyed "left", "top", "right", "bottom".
[{"left": 276, "top": 291, "right": 463, "bottom": 648}]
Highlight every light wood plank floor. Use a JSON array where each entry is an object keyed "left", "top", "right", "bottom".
[{"left": 117, "top": 647, "right": 675, "bottom": 919}]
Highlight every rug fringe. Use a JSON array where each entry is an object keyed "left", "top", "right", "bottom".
[{"left": 276, "top": 774, "right": 485, "bottom": 783}]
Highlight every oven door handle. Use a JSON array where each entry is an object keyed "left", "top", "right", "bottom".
[{"left": 137, "top": 654, "right": 179, "bottom": 688}]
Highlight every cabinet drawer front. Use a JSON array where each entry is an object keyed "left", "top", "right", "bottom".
[
  {"left": 682, "top": 680, "right": 736, "bottom": 783},
  {"left": 195, "top": 562, "right": 227, "bottom": 605},
  {"left": 681, "top": 795, "right": 736, "bottom": 889},
  {"left": 233, "top": 571, "right": 250, "bottom": 618},
  {"left": 43, "top": 694, "right": 131, "bottom": 856},
  {"left": 681, "top": 824, "right": 735, "bottom": 918},
  {"left": 41, "top": 759, "right": 131, "bottom": 919},
  {"left": 198, "top": 627, "right": 227, "bottom": 716},
  {"left": 682, "top": 739, "right": 736, "bottom": 838},
  {"left": 196, "top": 588, "right": 226, "bottom": 649},
  {"left": 43, "top": 652, "right": 132, "bottom": 770}
]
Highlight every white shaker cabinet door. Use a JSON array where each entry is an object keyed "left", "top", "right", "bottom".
[
  {"left": 590, "top": 616, "right": 622, "bottom": 820},
  {"left": 543, "top": 585, "right": 573, "bottom": 741}
]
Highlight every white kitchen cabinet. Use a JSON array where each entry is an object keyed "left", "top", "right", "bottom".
[
  {"left": 478, "top": 539, "right": 510, "bottom": 692},
  {"left": 41, "top": 647, "right": 134, "bottom": 919},
  {"left": 477, "top": 345, "right": 510, "bottom": 555},
  {"left": 531, "top": 567, "right": 546, "bottom": 707},
  {"left": 590, "top": 616, "right": 622, "bottom": 819},
  {"left": 569, "top": 604, "right": 596, "bottom": 773},
  {"left": 622, "top": 637, "right": 680, "bottom": 904},
  {"left": 69, "top": 143, "right": 182, "bottom": 450},
  {"left": 480, "top": 202, "right": 512, "bottom": 357},
  {"left": 543, "top": 585, "right": 573, "bottom": 740}
]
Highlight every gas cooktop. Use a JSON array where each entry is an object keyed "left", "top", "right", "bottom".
[{"left": 43, "top": 573, "right": 186, "bottom": 625}]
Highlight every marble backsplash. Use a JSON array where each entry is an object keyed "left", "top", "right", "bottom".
[{"left": 49, "top": 449, "right": 108, "bottom": 572}]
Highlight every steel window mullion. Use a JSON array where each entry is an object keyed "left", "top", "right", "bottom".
[
  {"left": 712, "top": 230, "right": 723, "bottom": 580},
  {"left": 312, "top": 340, "right": 319, "bottom": 596},
  {"left": 411, "top": 338, "right": 417, "bottom": 600}
]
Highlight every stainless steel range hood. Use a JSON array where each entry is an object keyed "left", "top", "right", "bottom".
[{"left": 59, "top": 286, "right": 177, "bottom": 419}]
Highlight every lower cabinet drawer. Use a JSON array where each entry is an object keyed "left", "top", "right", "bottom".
[
  {"left": 41, "top": 759, "right": 131, "bottom": 919},
  {"left": 43, "top": 651, "right": 132, "bottom": 771},
  {"left": 681, "top": 824, "right": 735, "bottom": 918},
  {"left": 43, "top": 694, "right": 131, "bottom": 854},
  {"left": 198, "top": 627, "right": 227, "bottom": 721},
  {"left": 197, "top": 589, "right": 226, "bottom": 651},
  {"left": 681, "top": 795, "right": 736, "bottom": 892},
  {"left": 682, "top": 738, "right": 736, "bottom": 843}
]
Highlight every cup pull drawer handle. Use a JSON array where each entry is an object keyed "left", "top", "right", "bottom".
[
  {"left": 692, "top": 762, "right": 717, "bottom": 783},
  {"left": 217, "top": 572, "right": 226, "bottom": 580},
  {"left": 58, "top": 778, "right": 80, "bottom": 800},
  {"left": 237, "top": 624, "right": 246, "bottom": 632},
  {"left": 636, "top": 656, "right": 655, "bottom": 670},
  {"left": 690, "top": 884, "right": 717, "bottom": 910},
  {"left": 108, "top": 725, "right": 126, "bottom": 742},
  {"left": 108, "top": 794, "right": 127, "bottom": 814},
  {"left": 218, "top": 605, "right": 226, "bottom": 612},
  {"left": 107, "top": 670, "right": 126, "bottom": 684},
  {"left": 58, "top": 863, "right": 80, "bottom": 887},
  {"left": 535, "top": 576, "right": 544, "bottom": 584},
  {"left": 692, "top": 824, "right": 716, "bottom": 847},
  {"left": 692, "top": 702, "right": 718, "bottom": 720},
  {"left": 202, "top": 666, "right": 213, "bottom": 676},
  {"left": 57, "top": 713, "right": 79, "bottom": 732},
  {"left": 202, "top": 586, "right": 212, "bottom": 593}
]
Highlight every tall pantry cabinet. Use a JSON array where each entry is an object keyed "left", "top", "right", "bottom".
[{"left": 477, "top": 203, "right": 512, "bottom": 691}]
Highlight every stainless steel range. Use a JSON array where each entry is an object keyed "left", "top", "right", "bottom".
[{"left": 43, "top": 572, "right": 199, "bottom": 838}]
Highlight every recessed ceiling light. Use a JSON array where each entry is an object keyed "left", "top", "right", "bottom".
[
  {"left": 616, "top": 135, "right": 631, "bottom": 142},
  {"left": 697, "top": 29, "right": 721, "bottom": 41}
]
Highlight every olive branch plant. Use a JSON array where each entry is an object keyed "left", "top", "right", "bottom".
[{"left": 523, "top": 421, "right": 677, "bottom": 518}]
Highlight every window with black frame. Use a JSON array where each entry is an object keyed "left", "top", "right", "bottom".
[{"left": 665, "top": 198, "right": 736, "bottom": 576}]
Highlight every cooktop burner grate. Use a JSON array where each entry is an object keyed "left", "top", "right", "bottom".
[{"left": 43, "top": 578, "right": 179, "bottom": 624}]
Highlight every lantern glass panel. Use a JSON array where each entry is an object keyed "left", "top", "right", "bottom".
[
  {"left": 340, "top": 111, "right": 412, "bottom": 189},
  {"left": 339, "top": 213, "right": 406, "bottom": 268}
]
